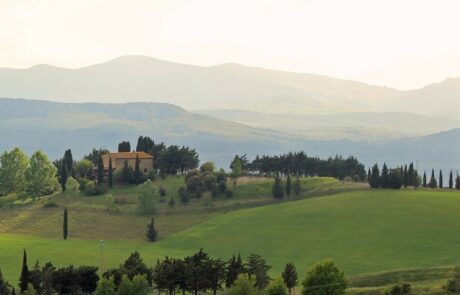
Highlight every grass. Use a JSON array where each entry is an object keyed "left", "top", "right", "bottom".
[{"left": 2, "top": 179, "right": 459, "bottom": 290}]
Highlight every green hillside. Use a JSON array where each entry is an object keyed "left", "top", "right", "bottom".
[{"left": 1, "top": 187, "right": 460, "bottom": 286}]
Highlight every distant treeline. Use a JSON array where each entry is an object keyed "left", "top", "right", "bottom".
[{"left": 237, "top": 152, "right": 366, "bottom": 181}]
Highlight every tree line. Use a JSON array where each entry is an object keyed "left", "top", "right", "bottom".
[
  {"left": 240, "top": 152, "right": 366, "bottom": 181},
  {"left": 0, "top": 249, "right": 348, "bottom": 295}
]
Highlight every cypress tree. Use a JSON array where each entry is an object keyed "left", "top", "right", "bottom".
[
  {"left": 381, "top": 163, "right": 389, "bottom": 188},
  {"left": 286, "top": 174, "right": 292, "bottom": 196},
  {"left": 134, "top": 154, "right": 142, "bottom": 184},
  {"left": 146, "top": 217, "right": 158, "bottom": 242},
  {"left": 439, "top": 170, "right": 443, "bottom": 188},
  {"left": 272, "top": 174, "right": 284, "bottom": 199},
  {"left": 282, "top": 263, "right": 298, "bottom": 295},
  {"left": 449, "top": 171, "right": 454, "bottom": 189},
  {"left": 108, "top": 157, "right": 113, "bottom": 188},
  {"left": 408, "top": 163, "right": 414, "bottom": 186},
  {"left": 423, "top": 171, "right": 427, "bottom": 187},
  {"left": 429, "top": 169, "right": 437, "bottom": 188},
  {"left": 19, "top": 249, "right": 28, "bottom": 292},
  {"left": 403, "top": 165, "right": 408, "bottom": 188},
  {"left": 63, "top": 149, "right": 74, "bottom": 177},
  {"left": 60, "top": 160, "right": 68, "bottom": 192},
  {"left": 369, "top": 164, "right": 380, "bottom": 188},
  {"left": 367, "top": 168, "right": 371, "bottom": 181},
  {"left": 12, "top": 287, "right": 15, "bottom": 295},
  {"left": 63, "top": 208, "right": 68, "bottom": 240},
  {"left": 293, "top": 176, "right": 301, "bottom": 195},
  {"left": 97, "top": 154, "right": 104, "bottom": 184}
]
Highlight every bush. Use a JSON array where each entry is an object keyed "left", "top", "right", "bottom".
[
  {"left": 186, "top": 175, "right": 203, "bottom": 193},
  {"left": 266, "top": 279, "right": 288, "bottom": 295},
  {"left": 216, "top": 169, "right": 227, "bottom": 183},
  {"left": 43, "top": 202, "right": 58, "bottom": 208},
  {"left": 83, "top": 181, "right": 107, "bottom": 196},
  {"left": 65, "top": 176, "right": 79, "bottom": 192},
  {"left": 168, "top": 197, "right": 175, "bottom": 208},
  {"left": 200, "top": 161, "right": 215, "bottom": 173},
  {"left": 148, "top": 170, "right": 156, "bottom": 181},
  {"left": 114, "top": 196, "right": 128, "bottom": 204},
  {"left": 302, "top": 259, "right": 347, "bottom": 295},
  {"left": 203, "top": 173, "right": 217, "bottom": 191},
  {"left": 159, "top": 187, "right": 166, "bottom": 197},
  {"left": 137, "top": 180, "right": 157, "bottom": 215},
  {"left": 218, "top": 180, "right": 227, "bottom": 193},
  {"left": 387, "top": 283, "right": 411, "bottom": 295},
  {"left": 226, "top": 187, "right": 234, "bottom": 198},
  {"left": 228, "top": 274, "right": 258, "bottom": 295}
]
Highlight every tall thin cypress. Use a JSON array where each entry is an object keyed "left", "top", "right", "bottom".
[
  {"left": 449, "top": 171, "right": 454, "bottom": 189},
  {"left": 97, "top": 154, "right": 104, "bottom": 184},
  {"left": 108, "top": 157, "right": 113, "bottom": 188},
  {"left": 134, "top": 154, "right": 142, "bottom": 184},
  {"left": 423, "top": 171, "right": 427, "bottom": 187},
  {"left": 146, "top": 217, "right": 158, "bottom": 242},
  {"left": 439, "top": 170, "right": 443, "bottom": 188},
  {"left": 19, "top": 249, "right": 28, "bottom": 292},
  {"left": 403, "top": 165, "right": 408, "bottom": 188},
  {"left": 63, "top": 208, "right": 68, "bottom": 240},
  {"left": 60, "top": 160, "right": 68, "bottom": 192}
]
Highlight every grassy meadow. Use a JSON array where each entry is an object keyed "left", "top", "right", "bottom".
[{"left": 1, "top": 176, "right": 460, "bottom": 291}]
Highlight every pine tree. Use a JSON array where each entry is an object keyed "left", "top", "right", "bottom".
[
  {"left": 97, "top": 154, "right": 104, "bottom": 184},
  {"left": 63, "top": 208, "right": 68, "bottom": 240},
  {"left": 19, "top": 249, "right": 28, "bottom": 292},
  {"left": 286, "top": 174, "right": 291, "bottom": 196},
  {"left": 403, "top": 165, "right": 408, "bottom": 188},
  {"left": 423, "top": 171, "right": 427, "bottom": 187},
  {"left": 439, "top": 170, "right": 443, "bottom": 188},
  {"left": 449, "top": 171, "right": 453, "bottom": 189},
  {"left": 408, "top": 163, "right": 414, "bottom": 186},
  {"left": 381, "top": 163, "right": 389, "bottom": 188},
  {"left": 60, "top": 160, "right": 68, "bottom": 192},
  {"left": 282, "top": 263, "right": 298, "bottom": 295},
  {"left": 226, "top": 254, "right": 245, "bottom": 288},
  {"left": 146, "top": 217, "right": 158, "bottom": 242},
  {"left": 367, "top": 168, "right": 371, "bottom": 181},
  {"left": 108, "top": 157, "right": 113, "bottom": 188},
  {"left": 134, "top": 154, "right": 142, "bottom": 184}
]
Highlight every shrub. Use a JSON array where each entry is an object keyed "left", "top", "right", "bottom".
[
  {"left": 228, "top": 274, "right": 258, "bottom": 295},
  {"left": 168, "top": 197, "right": 175, "bottom": 208},
  {"left": 203, "top": 174, "right": 217, "bottom": 191},
  {"left": 137, "top": 180, "right": 157, "bottom": 215},
  {"left": 159, "top": 187, "right": 166, "bottom": 197},
  {"left": 43, "top": 202, "right": 58, "bottom": 208},
  {"left": 148, "top": 170, "right": 156, "bottom": 181},
  {"left": 216, "top": 169, "right": 227, "bottom": 183},
  {"left": 84, "top": 181, "right": 96, "bottom": 196},
  {"left": 266, "top": 279, "right": 288, "bottom": 295},
  {"left": 387, "top": 283, "right": 411, "bottom": 295},
  {"left": 218, "top": 180, "right": 227, "bottom": 193},
  {"left": 114, "top": 196, "right": 128, "bottom": 204},
  {"left": 302, "top": 259, "right": 347, "bottom": 295},
  {"left": 226, "top": 187, "right": 234, "bottom": 198},
  {"left": 186, "top": 175, "right": 203, "bottom": 193},
  {"left": 200, "top": 161, "right": 215, "bottom": 173},
  {"left": 65, "top": 176, "right": 79, "bottom": 192}
]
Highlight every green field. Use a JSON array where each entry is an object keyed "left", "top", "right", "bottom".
[{"left": 1, "top": 181, "right": 460, "bottom": 290}]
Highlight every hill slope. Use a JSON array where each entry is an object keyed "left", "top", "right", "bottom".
[
  {"left": 2, "top": 189, "right": 460, "bottom": 284},
  {"left": 0, "top": 55, "right": 458, "bottom": 117}
]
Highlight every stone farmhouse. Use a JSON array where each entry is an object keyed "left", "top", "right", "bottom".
[{"left": 101, "top": 152, "right": 154, "bottom": 174}]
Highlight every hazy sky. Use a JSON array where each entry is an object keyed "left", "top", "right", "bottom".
[{"left": 1, "top": 0, "right": 459, "bottom": 89}]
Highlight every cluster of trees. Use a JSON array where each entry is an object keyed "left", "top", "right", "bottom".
[
  {"left": 0, "top": 249, "right": 349, "bottom": 295},
  {"left": 421, "top": 169, "right": 460, "bottom": 190},
  {"left": 368, "top": 163, "right": 420, "bottom": 189},
  {"left": 272, "top": 174, "right": 302, "bottom": 199},
  {"left": 0, "top": 148, "right": 59, "bottom": 199},
  {"left": 248, "top": 152, "right": 366, "bottom": 181},
  {"left": 177, "top": 162, "right": 231, "bottom": 202}
]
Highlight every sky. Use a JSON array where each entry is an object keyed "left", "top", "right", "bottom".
[{"left": 0, "top": 0, "right": 459, "bottom": 89}]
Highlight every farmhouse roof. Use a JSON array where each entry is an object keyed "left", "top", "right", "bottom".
[{"left": 106, "top": 152, "right": 153, "bottom": 159}]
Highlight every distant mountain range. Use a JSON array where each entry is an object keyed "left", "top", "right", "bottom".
[
  {"left": 0, "top": 55, "right": 458, "bottom": 118},
  {"left": 1, "top": 98, "right": 458, "bottom": 173}
]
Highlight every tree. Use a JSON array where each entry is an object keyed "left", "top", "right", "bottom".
[
  {"left": 60, "top": 160, "right": 68, "bottom": 192},
  {"left": 97, "top": 154, "right": 105, "bottom": 184},
  {"left": 118, "top": 141, "right": 131, "bottom": 152},
  {"left": 0, "top": 268, "right": 12, "bottom": 295},
  {"left": 59, "top": 149, "right": 74, "bottom": 191},
  {"left": 456, "top": 174, "right": 460, "bottom": 190},
  {"left": 96, "top": 277, "right": 116, "bottom": 295},
  {"left": 75, "top": 159, "right": 94, "bottom": 180},
  {"left": 439, "top": 170, "right": 443, "bottom": 188},
  {"left": 231, "top": 155, "right": 242, "bottom": 185},
  {"left": 25, "top": 150, "right": 59, "bottom": 198},
  {"left": 449, "top": 171, "right": 453, "bottom": 189},
  {"left": 369, "top": 164, "right": 380, "bottom": 188},
  {"left": 282, "top": 263, "right": 298, "bottom": 295},
  {"left": 286, "top": 174, "right": 292, "bottom": 196},
  {"left": 226, "top": 254, "right": 245, "bottom": 288},
  {"left": 207, "top": 258, "right": 227, "bottom": 295},
  {"left": 423, "top": 171, "right": 427, "bottom": 187},
  {"left": 246, "top": 254, "right": 271, "bottom": 289},
  {"left": 131, "top": 274, "right": 150, "bottom": 295},
  {"left": 294, "top": 176, "right": 302, "bottom": 195},
  {"left": 200, "top": 162, "right": 216, "bottom": 173},
  {"left": 381, "top": 163, "right": 389, "bottom": 188},
  {"left": 63, "top": 208, "right": 68, "bottom": 240},
  {"left": 272, "top": 175, "right": 285, "bottom": 199},
  {"left": 168, "top": 197, "right": 175, "bottom": 208},
  {"left": 302, "top": 260, "right": 346, "bottom": 295},
  {"left": 121, "top": 160, "right": 133, "bottom": 184},
  {"left": 228, "top": 274, "right": 258, "bottom": 295},
  {"left": 19, "top": 249, "right": 29, "bottom": 293},
  {"left": 146, "top": 217, "right": 158, "bottom": 242},
  {"left": 429, "top": 169, "right": 437, "bottom": 188},
  {"left": 108, "top": 157, "right": 113, "bottom": 188},
  {"left": 266, "top": 278, "right": 288, "bottom": 295},
  {"left": 134, "top": 154, "right": 142, "bottom": 184},
  {"left": 0, "top": 147, "right": 29, "bottom": 195},
  {"left": 137, "top": 180, "right": 157, "bottom": 215},
  {"left": 29, "top": 260, "right": 42, "bottom": 294},
  {"left": 388, "top": 169, "right": 402, "bottom": 189},
  {"left": 84, "top": 148, "right": 109, "bottom": 166},
  {"left": 403, "top": 165, "right": 408, "bottom": 188}
]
